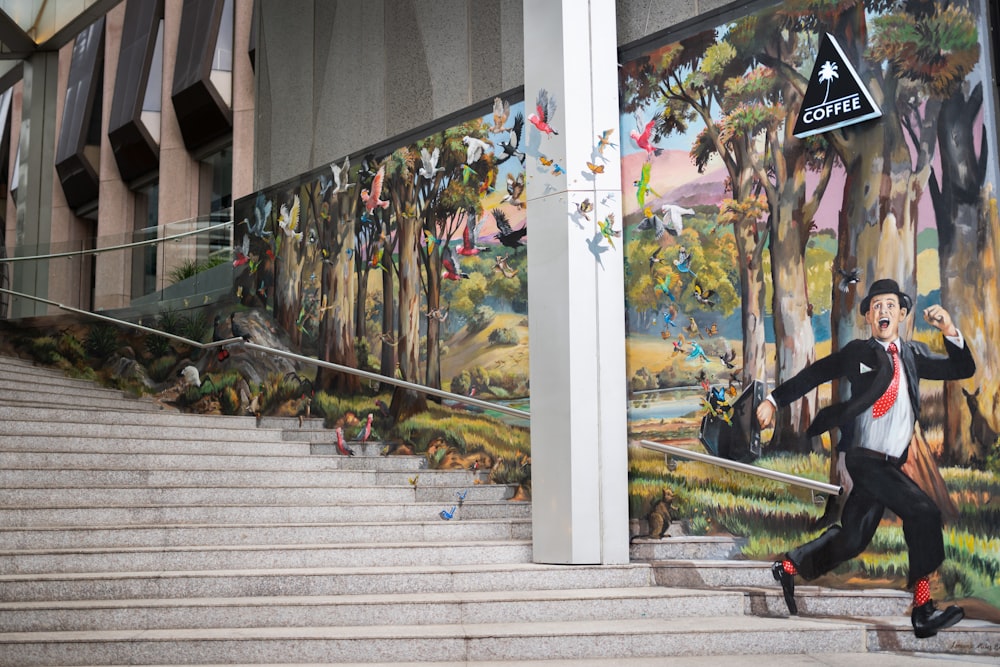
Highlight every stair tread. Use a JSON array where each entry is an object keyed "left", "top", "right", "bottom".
[
  {"left": 0, "top": 585, "right": 741, "bottom": 610},
  {"left": 0, "top": 615, "right": 872, "bottom": 641}
]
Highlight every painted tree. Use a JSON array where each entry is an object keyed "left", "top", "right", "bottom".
[
  {"left": 272, "top": 186, "right": 308, "bottom": 349},
  {"left": 381, "top": 148, "right": 427, "bottom": 420},
  {"left": 314, "top": 171, "right": 360, "bottom": 394},
  {"left": 620, "top": 34, "right": 772, "bottom": 394},
  {"left": 911, "top": 1, "right": 998, "bottom": 465}
]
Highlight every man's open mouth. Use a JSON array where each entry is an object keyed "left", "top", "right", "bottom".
[{"left": 879, "top": 317, "right": 890, "bottom": 329}]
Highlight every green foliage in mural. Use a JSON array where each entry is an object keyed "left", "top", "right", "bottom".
[{"left": 84, "top": 324, "right": 120, "bottom": 359}]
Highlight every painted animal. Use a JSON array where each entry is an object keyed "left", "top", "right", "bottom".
[{"left": 962, "top": 387, "right": 999, "bottom": 460}]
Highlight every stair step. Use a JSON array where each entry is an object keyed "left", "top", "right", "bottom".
[
  {"left": 0, "top": 434, "right": 311, "bottom": 457},
  {"left": 0, "top": 616, "right": 874, "bottom": 664},
  {"left": 0, "top": 587, "right": 745, "bottom": 632},
  {"left": 630, "top": 535, "right": 746, "bottom": 561},
  {"left": 0, "top": 500, "right": 530, "bottom": 527},
  {"left": 0, "top": 540, "right": 534, "bottom": 574},
  {"left": 0, "top": 405, "right": 250, "bottom": 428},
  {"left": 0, "top": 467, "right": 485, "bottom": 490},
  {"left": 0, "top": 483, "right": 512, "bottom": 506},
  {"left": 0, "top": 419, "right": 290, "bottom": 443},
  {"left": 0, "top": 449, "right": 430, "bottom": 472},
  {"left": 0, "top": 562, "right": 656, "bottom": 602},
  {"left": 0, "top": 519, "right": 534, "bottom": 550}
]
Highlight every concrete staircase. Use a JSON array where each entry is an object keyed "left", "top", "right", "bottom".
[{"left": 0, "top": 354, "right": 997, "bottom": 666}]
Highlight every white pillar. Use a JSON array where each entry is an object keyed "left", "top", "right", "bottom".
[{"left": 524, "top": 0, "right": 629, "bottom": 564}]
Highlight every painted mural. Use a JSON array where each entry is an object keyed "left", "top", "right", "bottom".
[
  {"left": 621, "top": 0, "right": 1000, "bottom": 614},
  {"left": 229, "top": 97, "right": 533, "bottom": 493}
]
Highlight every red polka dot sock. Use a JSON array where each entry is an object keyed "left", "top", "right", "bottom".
[
  {"left": 914, "top": 576, "right": 931, "bottom": 607},
  {"left": 782, "top": 559, "right": 798, "bottom": 576}
]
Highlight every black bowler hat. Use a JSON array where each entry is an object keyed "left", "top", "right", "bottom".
[{"left": 860, "top": 278, "right": 912, "bottom": 315}]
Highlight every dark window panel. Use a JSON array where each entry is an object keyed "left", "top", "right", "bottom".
[
  {"left": 109, "top": 0, "right": 164, "bottom": 183},
  {"left": 171, "top": 0, "right": 232, "bottom": 151},
  {"left": 55, "top": 17, "right": 105, "bottom": 210}
]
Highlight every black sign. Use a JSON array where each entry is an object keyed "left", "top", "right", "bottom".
[{"left": 793, "top": 33, "right": 881, "bottom": 139}]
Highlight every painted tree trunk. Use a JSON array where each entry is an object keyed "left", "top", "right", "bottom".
[
  {"left": 315, "top": 191, "right": 359, "bottom": 394},
  {"left": 934, "top": 83, "right": 1000, "bottom": 465},
  {"left": 393, "top": 214, "right": 427, "bottom": 420},
  {"left": 379, "top": 256, "right": 397, "bottom": 384},
  {"left": 424, "top": 243, "right": 442, "bottom": 391}
]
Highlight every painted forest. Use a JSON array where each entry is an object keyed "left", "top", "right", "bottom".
[{"left": 620, "top": 0, "right": 1000, "bottom": 610}]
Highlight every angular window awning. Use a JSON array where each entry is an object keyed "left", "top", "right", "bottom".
[
  {"left": 108, "top": 0, "right": 163, "bottom": 183},
  {"left": 55, "top": 17, "right": 104, "bottom": 210},
  {"left": 171, "top": 0, "right": 232, "bottom": 152}
]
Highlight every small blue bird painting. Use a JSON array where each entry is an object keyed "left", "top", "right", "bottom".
[{"left": 439, "top": 506, "right": 457, "bottom": 520}]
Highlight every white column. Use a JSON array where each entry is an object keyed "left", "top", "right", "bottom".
[{"left": 524, "top": 0, "right": 629, "bottom": 564}]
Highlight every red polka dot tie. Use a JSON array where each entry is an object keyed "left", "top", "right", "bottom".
[{"left": 872, "top": 342, "right": 899, "bottom": 418}]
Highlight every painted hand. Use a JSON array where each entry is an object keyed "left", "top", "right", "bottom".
[
  {"left": 836, "top": 451, "right": 853, "bottom": 496},
  {"left": 756, "top": 400, "right": 776, "bottom": 429},
  {"left": 922, "top": 305, "right": 957, "bottom": 337}
]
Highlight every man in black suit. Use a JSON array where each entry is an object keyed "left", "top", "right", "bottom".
[{"left": 756, "top": 279, "right": 975, "bottom": 638}]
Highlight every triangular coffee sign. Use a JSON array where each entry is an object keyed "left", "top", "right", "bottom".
[{"left": 793, "top": 33, "right": 881, "bottom": 139}]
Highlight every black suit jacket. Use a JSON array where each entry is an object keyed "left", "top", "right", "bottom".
[{"left": 771, "top": 334, "right": 975, "bottom": 449}]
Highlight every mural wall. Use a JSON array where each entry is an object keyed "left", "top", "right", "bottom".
[
  {"left": 228, "top": 97, "right": 532, "bottom": 487},
  {"left": 620, "top": 0, "right": 1000, "bottom": 612}
]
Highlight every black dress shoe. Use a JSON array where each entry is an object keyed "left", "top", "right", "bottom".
[
  {"left": 911, "top": 600, "right": 964, "bottom": 638},
  {"left": 771, "top": 561, "right": 798, "bottom": 615}
]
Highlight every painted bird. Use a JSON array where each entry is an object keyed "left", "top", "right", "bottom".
[
  {"left": 662, "top": 302, "right": 679, "bottom": 329},
  {"left": 630, "top": 117, "right": 661, "bottom": 157},
  {"left": 492, "top": 209, "right": 527, "bottom": 250},
  {"left": 493, "top": 253, "right": 517, "bottom": 279},
  {"left": 442, "top": 244, "right": 469, "bottom": 281},
  {"left": 684, "top": 317, "right": 702, "bottom": 339},
  {"left": 693, "top": 282, "right": 716, "bottom": 308},
  {"left": 233, "top": 234, "right": 251, "bottom": 267},
  {"left": 423, "top": 229, "right": 443, "bottom": 254},
  {"left": 637, "top": 207, "right": 667, "bottom": 239},
  {"left": 247, "top": 192, "right": 273, "bottom": 238},
  {"left": 598, "top": 214, "right": 621, "bottom": 249},
  {"left": 495, "top": 113, "right": 525, "bottom": 165},
  {"left": 490, "top": 96, "right": 510, "bottom": 133},
  {"left": 653, "top": 271, "right": 675, "bottom": 301},
  {"left": 649, "top": 247, "right": 665, "bottom": 272},
  {"left": 687, "top": 341, "right": 711, "bottom": 363},
  {"left": 660, "top": 204, "right": 695, "bottom": 236},
  {"left": 457, "top": 213, "right": 486, "bottom": 256},
  {"left": 356, "top": 413, "right": 374, "bottom": 442},
  {"left": 576, "top": 198, "right": 593, "bottom": 221},
  {"left": 596, "top": 128, "right": 617, "bottom": 155},
  {"left": 418, "top": 146, "right": 444, "bottom": 181},
  {"left": 331, "top": 155, "right": 353, "bottom": 194},
  {"left": 528, "top": 88, "right": 559, "bottom": 136},
  {"left": 673, "top": 246, "right": 697, "bottom": 277},
  {"left": 671, "top": 336, "right": 686, "bottom": 356},
  {"left": 278, "top": 195, "right": 302, "bottom": 240},
  {"left": 335, "top": 427, "right": 355, "bottom": 456},
  {"left": 229, "top": 313, "right": 252, "bottom": 341},
  {"left": 633, "top": 162, "right": 660, "bottom": 208},
  {"left": 462, "top": 136, "right": 493, "bottom": 164},
  {"left": 837, "top": 267, "right": 862, "bottom": 292},
  {"left": 179, "top": 365, "right": 201, "bottom": 387},
  {"left": 455, "top": 489, "right": 468, "bottom": 507},
  {"left": 439, "top": 506, "right": 457, "bottom": 520},
  {"left": 375, "top": 399, "right": 391, "bottom": 418},
  {"left": 360, "top": 165, "right": 390, "bottom": 213},
  {"left": 719, "top": 348, "right": 737, "bottom": 369}
]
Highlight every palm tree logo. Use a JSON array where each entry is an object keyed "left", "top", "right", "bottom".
[{"left": 818, "top": 60, "right": 839, "bottom": 103}]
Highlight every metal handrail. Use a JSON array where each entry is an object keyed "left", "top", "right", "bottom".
[
  {"left": 0, "top": 286, "right": 531, "bottom": 421},
  {"left": 0, "top": 221, "right": 234, "bottom": 263},
  {"left": 637, "top": 439, "right": 843, "bottom": 496}
]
